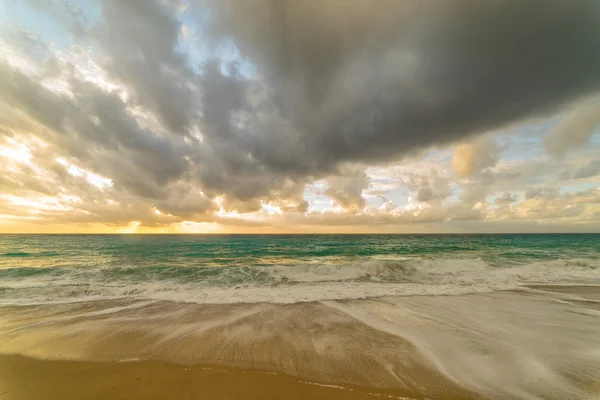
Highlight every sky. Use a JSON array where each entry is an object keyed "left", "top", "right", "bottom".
[{"left": 0, "top": 0, "right": 599, "bottom": 234}]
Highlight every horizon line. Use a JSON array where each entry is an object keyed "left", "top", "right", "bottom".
[{"left": 1, "top": 232, "right": 598, "bottom": 235}]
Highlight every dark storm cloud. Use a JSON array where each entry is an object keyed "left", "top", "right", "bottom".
[{"left": 199, "top": 0, "right": 600, "bottom": 170}]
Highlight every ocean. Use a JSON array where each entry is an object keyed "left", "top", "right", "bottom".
[
  {"left": 1, "top": 234, "right": 600, "bottom": 399},
  {"left": 0, "top": 234, "right": 599, "bottom": 304}
]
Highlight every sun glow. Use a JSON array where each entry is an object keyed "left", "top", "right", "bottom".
[
  {"left": 0, "top": 144, "right": 32, "bottom": 164},
  {"left": 56, "top": 158, "right": 113, "bottom": 189},
  {"left": 1, "top": 194, "right": 75, "bottom": 212}
]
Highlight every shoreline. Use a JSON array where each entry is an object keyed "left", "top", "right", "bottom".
[
  {"left": 0, "top": 299, "right": 473, "bottom": 397},
  {"left": 1, "top": 287, "right": 599, "bottom": 399},
  {"left": 0, "top": 354, "right": 439, "bottom": 400}
]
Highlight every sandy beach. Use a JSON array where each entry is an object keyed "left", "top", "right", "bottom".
[
  {"left": 1, "top": 286, "right": 599, "bottom": 399},
  {"left": 0, "top": 300, "right": 477, "bottom": 399},
  {"left": 0, "top": 354, "right": 434, "bottom": 400}
]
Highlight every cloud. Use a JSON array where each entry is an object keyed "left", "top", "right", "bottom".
[
  {"left": 200, "top": 0, "right": 600, "bottom": 170},
  {"left": 573, "top": 160, "right": 600, "bottom": 180},
  {"left": 560, "top": 159, "right": 600, "bottom": 180},
  {"left": 0, "top": 60, "right": 191, "bottom": 198},
  {"left": 411, "top": 174, "right": 451, "bottom": 203},
  {"left": 452, "top": 137, "right": 500, "bottom": 178},
  {"left": 545, "top": 98, "right": 600, "bottom": 156},
  {"left": 525, "top": 187, "right": 561, "bottom": 200},
  {"left": 324, "top": 165, "right": 368, "bottom": 211},
  {"left": 501, "top": 188, "right": 600, "bottom": 222},
  {"left": 93, "top": 0, "right": 197, "bottom": 134},
  {"left": 2, "top": 0, "right": 600, "bottom": 231},
  {"left": 495, "top": 192, "right": 517, "bottom": 205}
]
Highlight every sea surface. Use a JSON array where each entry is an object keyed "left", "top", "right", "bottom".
[
  {"left": 1, "top": 234, "right": 600, "bottom": 399},
  {"left": 0, "top": 234, "right": 599, "bottom": 304}
]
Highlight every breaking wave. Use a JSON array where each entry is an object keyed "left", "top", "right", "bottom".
[{"left": 1, "top": 257, "right": 599, "bottom": 305}]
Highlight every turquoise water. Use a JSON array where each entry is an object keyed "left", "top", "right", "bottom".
[{"left": 0, "top": 234, "right": 598, "bottom": 304}]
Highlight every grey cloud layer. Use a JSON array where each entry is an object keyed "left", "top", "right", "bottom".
[
  {"left": 2, "top": 0, "right": 600, "bottom": 226},
  {"left": 202, "top": 0, "right": 600, "bottom": 169}
]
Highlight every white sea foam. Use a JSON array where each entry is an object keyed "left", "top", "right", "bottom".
[
  {"left": 0, "top": 257, "right": 599, "bottom": 305},
  {"left": 326, "top": 292, "right": 600, "bottom": 400}
]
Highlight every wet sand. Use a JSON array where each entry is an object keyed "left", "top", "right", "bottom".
[
  {"left": 0, "top": 354, "right": 428, "bottom": 400},
  {"left": 0, "top": 301, "right": 476, "bottom": 399},
  {"left": 1, "top": 287, "right": 599, "bottom": 399}
]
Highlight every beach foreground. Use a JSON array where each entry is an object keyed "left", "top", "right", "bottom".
[
  {"left": 0, "top": 355, "right": 432, "bottom": 400},
  {"left": 1, "top": 286, "right": 599, "bottom": 399}
]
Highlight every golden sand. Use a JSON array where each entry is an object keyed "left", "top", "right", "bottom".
[
  {"left": 0, "top": 300, "right": 481, "bottom": 399},
  {"left": 0, "top": 355, "right": 429, "bottom": 400},
  {"left": 2, "top": 287, "right": 600, "bottom": 399}
]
